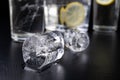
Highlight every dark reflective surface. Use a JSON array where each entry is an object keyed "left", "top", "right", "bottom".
[{"left": 0, "top": 29, "right": 120, "bottom": 80}]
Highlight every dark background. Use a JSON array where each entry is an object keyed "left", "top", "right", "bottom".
[
  {"left": 0, "top": 0, "right": 120, "bottom": 80},
  {"left": 0, "top": 0, "right": 11, "bottom": 40}
]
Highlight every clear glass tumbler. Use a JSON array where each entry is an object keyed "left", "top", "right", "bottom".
[
  {"left": 93, "top": 0, "right": 120, "bottom": 32},
  {"left": 9, "top": 0, "right": 44, "bottom": 42},
  {"left": 44, "top": 0, "right": 92, "bottom": 32},
  {"left": 44, "top": 0, "right": 91, "bottom": 52}
]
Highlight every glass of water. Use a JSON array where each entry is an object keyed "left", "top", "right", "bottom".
[
  {"left": 44, "top": 0, "right": 90, "bottom": 52},
  {"left": 9, "top": 0, "right": 44, "bottom": 42},
  {"left": 44, "top": 0, "right": 92, "bottom": 32},
  {"left": 93, "top": 0, "right": 120, "bottom": 32}
]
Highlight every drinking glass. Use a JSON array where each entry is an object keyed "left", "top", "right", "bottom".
[
  {"left": 44, "top": 0, "right": 91, "bottom": 52},
  {"left": 44, "top": 0, "right": 92, "bottom": 32},
  {"left": 9, "top": 0, "right": 44, "bottom": 42},
  {"left": 93, "top": 0, "right": 120, "bottom": 32}
]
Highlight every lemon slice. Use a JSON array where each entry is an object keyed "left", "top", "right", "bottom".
[
  {"left": 60, "top": 7, "right": 66, "bottom": 25},
  {"left": 96, "top": 0, "right": 114, "bottom": 6},
  {"left": 65, "top": 2, "right": 85, "bottom": 28}
]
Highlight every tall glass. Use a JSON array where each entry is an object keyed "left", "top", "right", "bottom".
[
  {"left": 44, "top": 0, "right": 91, "bottom": 32},
  {"left": 44, "top": 0, "right": 91, "bottom": 52},
  {"left": 9, "top": 0, "right": 44, "bottom": 42},
  {"left": 93, "top": 0, "right": 120, "bottom": 32}
]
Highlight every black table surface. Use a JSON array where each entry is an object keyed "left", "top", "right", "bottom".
[
  {"left": 1, "top": 22, "right": 120, "bottom": 80},
  {"left": 1, "top": 1, "right": 120, "bottom": 80}
]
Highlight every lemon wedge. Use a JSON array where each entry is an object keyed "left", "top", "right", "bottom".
[
  {"left": 65, "top": 2, "right": 85, "bottom": 28},
  {"left": 96, "top": 0, "right": 114, "bottom": 6}
]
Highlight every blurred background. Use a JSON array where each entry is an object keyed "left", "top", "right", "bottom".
[
  {"left": 0, "top": 0, "right": 11, "bottom": 40},
  {"left": 0, "top": 0, "right": 120, "bottom": 39}
]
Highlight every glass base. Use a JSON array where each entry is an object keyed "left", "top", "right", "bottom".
[
  {"left": 77, "top": 24, "right": 89, "bottom": 32},
  {"left": 11, "top": 32, "right": 34, "bottom": 42},
  {"left": 93, "top": 25, "right": 117, "bottom": 32}
]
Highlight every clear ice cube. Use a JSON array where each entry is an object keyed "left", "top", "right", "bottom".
[
  {"left": 64, "top": 29, "right": 89, "bottom": 52},
  {"left": 22, "top": 31, "right": 64, "bottom": 71}
]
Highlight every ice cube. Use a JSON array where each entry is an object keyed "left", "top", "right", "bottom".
[
  {"left": 22, "top": 31, "right": 64, "bottom": 71},
  {"left": 64, "top": 29, "right": 89, "bottom": 52}
]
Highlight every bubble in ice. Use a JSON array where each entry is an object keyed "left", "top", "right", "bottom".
[
  {"left": 22, "top": 31, "right": 64, "bottom": 71},
  {"left": 64, "top": 29, "right": 89, "bottom": 52}
]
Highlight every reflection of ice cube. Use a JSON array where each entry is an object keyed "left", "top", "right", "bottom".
[
  {"left": 64, "top": 29, "right": 89, "bottom": 52},
  {"left": 22, "top": 31, "right": 64, "bottom": 71}
]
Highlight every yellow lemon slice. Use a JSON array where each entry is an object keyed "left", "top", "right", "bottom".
[
  {"left": 60, "top": 7, "right": 66, "bottom": 25},
  {"left": 96, "top": 0, "right": 114, "bottom": 6},
  {"left": 65, "top": 2, "right": 85, "bottom": 28}
]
